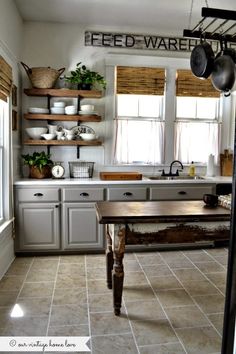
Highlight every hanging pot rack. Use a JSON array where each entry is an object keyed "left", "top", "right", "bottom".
[{"left": 183, "top": 7, "right": 236, "bottom": 43}]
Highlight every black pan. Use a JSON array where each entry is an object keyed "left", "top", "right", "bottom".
[
  {"left": 211, "top": 54, "right": 235, "bottom": 95},
  {"left": 190, "top": 41, "right": 215, "bottom": 79}
]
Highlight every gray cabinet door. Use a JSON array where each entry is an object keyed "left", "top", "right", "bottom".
[
  {"left": 62, "top": 203, "right": 104, "bottom": 250},
  {"left": 17, "top": 203, "right": 60, "bottom": 250}
]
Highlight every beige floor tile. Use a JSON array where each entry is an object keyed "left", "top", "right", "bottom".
[
  {"left": 164, "top": 258, "right": 195, "bottom": 269},
  {"left": 175, "top": 326, "right": 222, "bottom": 353},
  {"left": 184, "top": 252, "right": 212, "bottom": 262},
  {"left": 123, "top": 284, "right": 156, "bottom": 302},
  {"left": 11, "top": 257, "right": 34, "bottom": 265},
  {"left": 4, "top": 316, "right": 48, "bottom": 336},
  {"left": 0, "top": 307, "right": 12, "bottom": 328},
  {"left": 48, "top": 324, "right": 89, "bottom": 336},
  {"left": 193, "top": 294, "right": 225, "bottom": 314},
  {"left": 124, "top": 252, "right": 136, "bottom": 260},
  {"left": 59, "top": 255, "right": 85, "bottom": 264},
  {"left": 86, "top": 255, "right": 106, "bottom": 268},
  {"left": 0, "top": 276, "right": 25, "bottom": 291},
  {"left": 207, "top": 313, "right": 224, "bottom": 334},
  {"left": 136, "top": 254, "right": 165, "bottom": 265},
  {"left": 142, "top": 264, "right": 172, "bottom": 277},
  {"left": 139, "top": 342, "right": 186, "bottom": 354},
  {"left": 155, "top": 289, "right": 194, "bottom": 308},
  {"left": 205, "top": 248, "right": 228, "bottom": 257},
  {"left": 182, "top": 280, "right": 221, "bottom": 296},
  {"left": 205, "top": 272, "right": 226, "bottom": 288},
  {"left": 31, "top": 259, "right": 59, "bottom": 271},
  {"left": 213, "top": 256, "right": 228, "bottom": 266},
  {"left": 19, "top": 281, "right": 54, "bottom": 298},
  {"left": 0, "top": 291, "right": 18, "bottom": 306},
  {"left": 165, "top": 305, "right": 209, "bottom": 328},
  {"left": 126, "top": 300, "right": 166, "bottom": 321},
  {"left": 55, "top": 274, "right": 86, "bottom": 288},
  {"left": 89, "top": 293, "right": 113, "bottom": 313},
  {"left": 53, "top": 287, "right": 87, "bottom": 305},
  {"left": 124, "top": 272, "right": 149, "bottom": 286},
  {"left": 58, "top": 262, "right": 85, "bottom": 276},
  {"left": 92, "top": 333, "right": 138, "bottom": 354},
  {"left": 50, "top": 304, "right": 88, "bottom": 326},
  {"left": 194, "top": 261, "right": 225, "bottom": 273},
  {"left": 86, "top": 267, "right": 106, "bottom": 280},
  {"left": 149, "top": 275, "right": 183, "bottom": 291},
  {"left": 124, "top": 260, "right": 142, "bottom": 272},
  {"left": 159, "top": 251, "right": 184, "bottom": 261},
  {"left": 131, "top": 319, "right": 177, "bottom": 346},
  {"left": 5, "top": 262, "right": 31, "bottom": 276},
  {"left": 15, "top": 297, "right": 51, "bottom": 317},
  {"left": 172, "top": 268, "right": 207, "bottom": 283},
  {"left": 26, "top": 268, "right": 57, "bottom": 282},
  {"left": 87, "top": 279, "right": 111, "bottom": 295},
  {"left": 90, "top": 312, "right": 131, "bottom": 335}
]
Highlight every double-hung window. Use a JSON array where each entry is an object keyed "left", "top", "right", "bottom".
[
  {"left": 174, "top": 70, "right": 221, "bottom": 164},
  {"left": 114, "top": 66, "right": 165, "bottom": 165}
]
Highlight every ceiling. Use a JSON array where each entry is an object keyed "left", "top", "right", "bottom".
[{"left": 14, "top": 0, "right": 236, "bottom": 36}]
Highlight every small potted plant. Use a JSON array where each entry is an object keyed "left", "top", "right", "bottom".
[
  {"left": 66, "top": 62, "right": 106, "bottom": 90},
  {"left": 22, "top": 151, "right": 53, "bottom": 178}
]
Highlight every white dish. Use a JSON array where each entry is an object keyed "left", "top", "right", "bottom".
[
  {"left": 72, "top": 125, "right": 95, "bottom": 137},
  {"left": 80, "top": 104, "right": 94, "bottom": 112},
  {"left": 54, "top": 101, "right": 65, "bottom": 108},
  {"left": 28, "top": 108, "right": 49, "bottom": 114},
  {"left": 79, "top": 110, "right": 98, "bottom": 115},
  {"left": 25, "top": 127, "right": 48, "bottom": 139},
  {"left": 79, "top": 133, "right": 97, "bottom": 141},
  {"left": 41, "top": 133, "right": 56, "bottom": 140},
  {"left": 50, "top": 107, "right": 65, "bottom": 114}
]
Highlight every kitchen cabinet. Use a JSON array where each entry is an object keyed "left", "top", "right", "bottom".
[
  {"left": 62, "top": 187, "right": 105, "bottom": 250},
  {"left": 23, "top": 88, "right": 103, "bottom": 152},
  {"left": 107, "top": 187, "right": 147, "bottom": 201},
  {"left": 15, "top": 188, "right": 60, "bottom": 251},
  {"left": 149, "top": 184, "right": 215, "bottom": 200}
]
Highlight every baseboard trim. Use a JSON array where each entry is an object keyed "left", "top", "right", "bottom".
[{"left": 0, "top": 221, "right": 15, "bottom": 279}]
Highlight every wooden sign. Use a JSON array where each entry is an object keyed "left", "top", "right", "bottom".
[{"left": 85, "top": 31, "right": 236, "bottom": 53}]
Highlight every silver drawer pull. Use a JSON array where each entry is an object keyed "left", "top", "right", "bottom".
[
  {"left": 80, "top": 192, "right": 89, "bottom": 197},
  {"left": 34, "top": 193, "right": 43, "bottom": 197},
  {"left": 123, "top": 192, "right": 133, "bottom": 197},
  {"left": 178, "top": 191, "right": 187, "bottom": 195}
]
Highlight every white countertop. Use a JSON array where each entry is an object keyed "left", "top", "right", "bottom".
[{"left": 14, "top": 176, "right": 232, "bottom": 186}]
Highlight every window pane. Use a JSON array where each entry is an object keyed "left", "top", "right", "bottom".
[
  {"left": 196, "top": 97, "right": 218, "bottom": 119},
  {"left": 117, "top": 94, "right": 138, "bottom": 116},
  {"left": 138, "top": 95, "right": 161, "bottom": 117},
  {"left": 176, "top": 97, "right": 196, "bottom": 118}
]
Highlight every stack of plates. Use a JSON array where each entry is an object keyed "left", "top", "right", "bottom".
[
  {"left": 78, "top": 110, "right": 98, "bottom": 115},
  {"left": 28, "top": 107, "right": 49, "bottom": 114}
]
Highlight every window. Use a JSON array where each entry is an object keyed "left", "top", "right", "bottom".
[
  {"left": 114, "top": 66, "right": 165, "bottom": 165},
  {"left": 0, "top": 99, "right": 7, "bottom": 224},
  {"left": 174, "top": 70, "right": 221, "bottom": 164}
]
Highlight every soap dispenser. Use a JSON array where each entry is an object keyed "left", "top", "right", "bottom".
[{"left": 188, "top": 161, "right": 195, "bottom": 177}]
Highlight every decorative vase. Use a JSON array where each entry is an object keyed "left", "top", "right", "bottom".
[{"left": 29, "top": 166, "right": 52, "bottom": 179}]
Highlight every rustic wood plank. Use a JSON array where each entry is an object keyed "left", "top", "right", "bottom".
[
  {"left": 24, "top": 113, "right": 102, "bottom": 122},
  {"left": 24, "top": 139, "right": 102, "bottom": 146},
  {"left": 24, "top": 88, "right": 102, "bottom": 98}
]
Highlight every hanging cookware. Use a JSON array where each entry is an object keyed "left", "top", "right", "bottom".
[
  {"left": 211, "top": 40, "right": 236, "bottom": 96},
  {"left": 190, "top": 40, "right": 215, "bottom": 79}
]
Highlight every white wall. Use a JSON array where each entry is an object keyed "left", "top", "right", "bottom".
[{"left": 0, "top": 0, "right": 23, "bottom": 277}]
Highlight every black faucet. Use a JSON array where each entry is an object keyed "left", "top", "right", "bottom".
[{"left": 160, "top": 160, "right": 184, "bottom": 177}]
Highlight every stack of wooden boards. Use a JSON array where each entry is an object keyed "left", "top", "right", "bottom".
[{"left": 99, "top": 172, "right": 142, "bottom": 180}]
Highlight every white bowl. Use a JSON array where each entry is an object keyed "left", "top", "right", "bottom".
[
  {"left": 28, "top": 107, "right": 49, "bottom": 114},
  {"left": 79, "top": 133, "right": 97, "bottom": 141},
  {"left": 50, "top": 107, "right": 65, "bottom": 114},
  {"left": 54, "top": 101, "right": 65, "bottom": 108},
  {"left": 80, "top": 104, "right": 94, "bottom": 112},
  {"left": 41, "top": 133, "right": 56, "bottom": 140},
  {"left": 25, "top": 127, "right": 48, "bottom": 139}
]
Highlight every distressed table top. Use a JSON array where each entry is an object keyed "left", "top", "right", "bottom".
[{"left": 95, "top": 200, "right": 231, "bottom": 224}]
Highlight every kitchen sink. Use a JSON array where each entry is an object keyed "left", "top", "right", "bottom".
[{"left": 147, "top": 175, "right": 204, "bottom": 180}]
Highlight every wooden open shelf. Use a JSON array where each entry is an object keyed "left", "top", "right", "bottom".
[
  {"left": 24, "top": 139, "right": 102, "bottom": 146},
  {"left": 24, "top": 88, "right": 103, "bottom": 98},
  {"left": 24, "top": 114, "right": 102, "bottom": 122}
]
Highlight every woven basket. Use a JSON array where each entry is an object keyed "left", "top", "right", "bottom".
[{"left": 21, "top": 62, "right": 65, "bottom": 89}]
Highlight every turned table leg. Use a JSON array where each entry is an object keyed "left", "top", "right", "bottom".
[
  {"left": 112, "top": 225, "right": 126, "bottom": 316},
  {"left": 106, "top": 225, "right": 114, "bottom": 289}
]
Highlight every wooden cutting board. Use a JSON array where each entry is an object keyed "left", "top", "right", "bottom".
[
  {"left": 100, "top": 172, "right": 142, "bottom": 180},
  {"left": 220, "top": 150, "right": 233, "bottom": 176}
]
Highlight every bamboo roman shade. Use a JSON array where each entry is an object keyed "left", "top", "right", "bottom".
[
  {"left": 0, "top": 56, "right": 13, "bottom": 102},
  {"left": 176, "top": 70, "right": 220, "bottom": 98},
  {"left": 116, "top": 66, "right": 165, "bottom": 95}
]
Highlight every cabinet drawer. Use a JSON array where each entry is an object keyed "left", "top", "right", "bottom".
[
  {"left": 107, "top": 187, "right": 147, "bottom": 201},
  {"left": 150, "top": 185, "right": 214, "bottom": 200},
  {"left": 62, "top": 188, "right": 104, "bottom": 202},
  {"left": 17, "top": 188, "right": 60, "bottom": 202}
]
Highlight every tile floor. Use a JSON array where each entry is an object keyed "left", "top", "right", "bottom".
[{"left": 0, "top": 247, "right": 228, "bottom": 354}]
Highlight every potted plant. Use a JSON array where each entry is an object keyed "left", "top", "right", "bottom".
[
  {"left": 66, "top": 62, "right": 106, "bottom": 90},
  {"left": 22, "top": 151, "right": 53, "bottom": 178}
]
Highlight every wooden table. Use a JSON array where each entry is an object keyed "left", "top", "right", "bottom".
[{"left": 95, "top": 200, "right": 230, "bottom": 315}]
